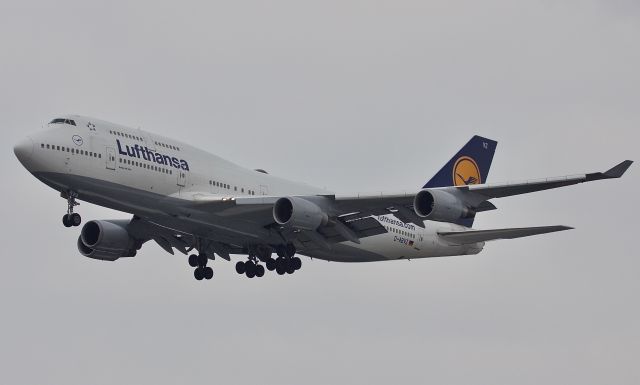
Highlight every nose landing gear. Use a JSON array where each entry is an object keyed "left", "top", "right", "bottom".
[{"left": 62, "top": 191, "right": 81, "bottom": 228}]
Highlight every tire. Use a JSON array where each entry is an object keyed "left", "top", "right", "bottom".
[
  {"left": 246, "top": 267, "right": 256, "bottom": 278},
  {"left": 188, "top": 254, "right": 199, "bottom": 267},
  {"left": 266, "top": 258, "right": 276, "bottom": 271},
  {"left": 194, "top": 267, "right": 205, "bottom": 281},
  {"left": 255, "top": 264, "right": 265, "bottom": 277},
  {"left": 235, "top": 261, "right": 246, "bottom": 274},
  {"left": 71, "top": 213, "right": 82, "bottom": 227},
  {"left": 196, "top": 254, "right": 208, "bottom": 266},
  {"left": 292, "top": 257, "right": 302, "bottom": 270},
  {"left": 286, "top": 264, "right": 296, "bottom": 274},
  {"left": 62, "top": 214, "right": 72, "bottom": 228},
  {"left": 276, "top": 265, "right": 286, "bottom": 275},
  {"left": 204, "top": 267, "right": 214, "bottom": 280}
]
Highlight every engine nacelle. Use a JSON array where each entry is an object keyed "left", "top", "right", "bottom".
[
  {"left": 77, "top": 220, "right": 136, "bottom": 261},
  {"left": 273, "top": 197, "right": 329, "bottom": 230},
  {"left": 413, "top": 189, "right": 474, "bottom": 223}
]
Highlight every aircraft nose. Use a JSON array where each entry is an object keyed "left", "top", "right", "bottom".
[{"left": 14, "top": 136, "right": 34, "bottom": 164}]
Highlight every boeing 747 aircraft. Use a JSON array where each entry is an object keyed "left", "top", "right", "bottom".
[{"left": 13, "top": 116, "right": 633, "bottom": 281}]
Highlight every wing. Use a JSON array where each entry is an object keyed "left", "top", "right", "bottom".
[
  {"left": 438, "top": 225, "right": 573, "bottom": 245},
  {"left": 331, "top": 160, "right": 633, "bottom": 223},
  {"left": 163, "top": 160, "right": 630, "bottom": 250}
]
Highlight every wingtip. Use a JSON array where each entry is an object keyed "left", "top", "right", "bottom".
[
  {"left": 586, "top": 160, "right": 633, "bottom": 181},
  {"left": 604, "top": 160, "right": 633, "bottom": 178}
]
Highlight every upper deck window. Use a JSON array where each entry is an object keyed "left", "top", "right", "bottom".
[{"left": 49, "top": 118, "right": 76, "bottom": 126}]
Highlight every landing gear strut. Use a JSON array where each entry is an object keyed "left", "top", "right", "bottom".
[{"left": 62, "top": 191, "right": 81, "bottom": 228}]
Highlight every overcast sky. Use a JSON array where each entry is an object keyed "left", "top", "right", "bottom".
[{"left": 1, "top": 1, "right": 639, "bottom": 384}]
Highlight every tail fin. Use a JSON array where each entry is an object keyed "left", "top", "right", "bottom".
[
  {"left": 423, "top": 135, "right": 498, "bottom": 227},
  {"left": 424, "top": 135, "right": 497, "bottom": 188}
]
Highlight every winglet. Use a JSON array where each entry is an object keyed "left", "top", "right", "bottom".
[{"left": 586, "top": 160, "right": 633, "bottom": 181}]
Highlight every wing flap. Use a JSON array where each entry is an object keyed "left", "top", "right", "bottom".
[{"left": 439, "top": 225, "right": 573, "bottom": 245}]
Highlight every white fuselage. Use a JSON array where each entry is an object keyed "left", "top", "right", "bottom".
[{"left": 15, "top": 116, "right": 483, "bottom": 262}]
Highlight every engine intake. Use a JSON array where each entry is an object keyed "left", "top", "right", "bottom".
[
  {"left": 78, "top": 220, "right": 136, "bottom": 261},
  {"left": 413, "top": 189, "right": 474, "bottom": 223},
  {"left": 273, "top": 197, "right": 328, "bottom": 230}
]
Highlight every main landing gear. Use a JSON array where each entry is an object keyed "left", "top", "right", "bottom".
[
  {"left": 271, "top": 244, "right": 302, "bottom": 275},
  {"left": 188, "top": 253, "right": 214, "bottom": 281},
  {"left": 235, "top": 244, "right": 301, "bottom": 278},
  {"left": 62, "top": 191, "right": 81, "bottom": 228},
  {"left": 235, "top": 255, "right": 265, "bottom": 279}
]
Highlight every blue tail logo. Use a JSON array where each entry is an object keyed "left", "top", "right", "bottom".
[
  {"left": 453, "top": 156, "right": 481, "bottom": 186},
  {"left": 423, "top": 135, "right": 497, "bottom": 227}
]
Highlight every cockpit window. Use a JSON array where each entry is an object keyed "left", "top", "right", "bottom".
[{"left": 49, "top": 118, "right": 76, "bottom": 126}]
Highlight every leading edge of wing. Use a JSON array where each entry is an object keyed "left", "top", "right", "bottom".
[
  {"left": 456, "top": 160, "right": 633, "bottom": 202},
  {"left": 438, "top": 225, "right": 573, "bottom": 245}
]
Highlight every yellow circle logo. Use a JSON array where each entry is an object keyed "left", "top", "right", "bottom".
[{"left": 453, "top": 156, "right": 481, "bottom": 186}]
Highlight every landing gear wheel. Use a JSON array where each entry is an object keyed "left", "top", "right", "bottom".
[
  {"left": 196, "top": 254, "right": 208, "bottom": 266},
  {"left": 255, "top": 264, "right": 265, "bottom": 277},
  {"left": 286, "top": 263, "right": 296, "bottom": 275},
  {"left": 275, "top": 258, "right": 286, "bottom": 275},
  {"left": 246, "top": 264, "right": 256, "bottom": 278},
  {"left": 70, "top": 213, "right": 82, "bottom": 227},
  {"left": 62, "top": 214, "right": 72, "bottom": 228},
  {"left": 235, "top": 261, "right": 246, "bottom": 274},
  {"left": 266, "top": 258, "right": 276, "bottom": 271},
  {"left": 204, "top": 266, "right": 214, "bottom": 280},
  {"left": 292, "top": 257, "right": 302, "bottom": 271},
  {"left": 188, "top": 254, "right": 199, "bottom": 267},
  {"left": 194, "top": 267, "right": 205, "bottom": 281}
]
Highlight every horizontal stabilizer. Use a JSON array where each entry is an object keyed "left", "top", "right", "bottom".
[{"left": 438, "top": 225, "right": 573, "bottom": 245}]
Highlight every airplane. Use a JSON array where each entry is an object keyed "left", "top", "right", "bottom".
[{"left": 13, "top": 115, "right": 633, "bottom": 281}]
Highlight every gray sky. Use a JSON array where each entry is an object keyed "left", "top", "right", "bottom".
[{"left": 1, "top": 1, "right": 639, "bottom": 384}]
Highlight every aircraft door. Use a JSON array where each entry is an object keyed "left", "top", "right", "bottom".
[
  {"left": 106, "top": 147, "right": 116, "bottom": 170},
  {"left": 177, "top": 170, "right": 187, "bottom": 187}
]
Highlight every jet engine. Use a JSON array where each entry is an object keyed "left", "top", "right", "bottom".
[
  {"left": 413, "top": 189, "right": 474, "bottom": 223},
  {"left": 273, "top": 197, "right": 329, "bottom": 230},
  {"left": 77, "top": 220, "right": 137, "bottom": 261}
]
